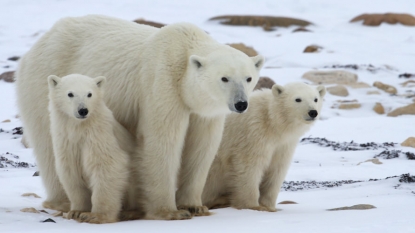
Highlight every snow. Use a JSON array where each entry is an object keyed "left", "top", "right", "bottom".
[{"left": 1, "top": 0, "right": 415, "bottom": 232}]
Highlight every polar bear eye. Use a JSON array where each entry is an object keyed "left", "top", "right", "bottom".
[
  {"left": 68, "top": 93, "right": 74, "bottom": 98},
  {"left": 221, "top": 77, "right": 229, "bottom": 83},
  {"left": 295, "top": 98, "right": 302, "bottom": 102},
  {"left": 247, "top": 77, "right": 252, "bottom": 82},
  {"left": 314, "top": 98, "right": 318, "bottom": 103},
  {"left": 88, "top": 93, "right": 92, "bottom": 98}
]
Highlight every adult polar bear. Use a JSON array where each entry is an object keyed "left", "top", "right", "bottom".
[{"left": 16, "top": 15, "right": 264, "bottom": 220}]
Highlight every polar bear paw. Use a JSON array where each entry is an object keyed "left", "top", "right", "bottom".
[
  {"left": 147, "top": 209, "right": 192, "bottom": 220},
  {"left": 66, "top": 211, "right": 118, "bottom": 224},
  {"left": 178, "top": 205, "right": 211, "bottom": 216},
  {"left": 118, "top": 210, "right": 146, "bottom": 221},
  {"left": 248, "top": 205, "right": 277, "bottom": 212},
  {"left": 43, "top": 200, "right": 70, "bottom": 212}
]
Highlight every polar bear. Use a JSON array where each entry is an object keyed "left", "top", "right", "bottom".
[
  {"left": 48, "top": 74, "right": 135, "bottom": 223},
  {"left": 202, "top": 82, "right": 325, "bottom": 211},
  {"left": 15, "top": 15, "right": 264, "bottom": 220}
]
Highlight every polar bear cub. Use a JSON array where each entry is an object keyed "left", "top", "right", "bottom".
[
  {"left": 48, "top": 74, "right": 132, "bottom": 223},
  {"left": 202, "top": 82, "right": 326, "bottom": 211}
]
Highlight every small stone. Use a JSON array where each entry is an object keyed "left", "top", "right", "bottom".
[
  {"left": 20, "top": 207, "right": 40, "bottom": 213},
  {"left": 373, "top": 81, "right": 397, "bottom": 94},
  {"left": 227, "top": 43, "right": 258, "bottom": 57},
  {"left": 302, "top": 70, "right": 358, "bottom": 84},
  {"left": 7, "top": 56, "right": 20, "bottom": 61},
  {"left": 292, "top": 27, "right": 312, "bottom": 33},
  {"left": 367, "top": 91, "right": 381, "bottom": 95},
  {"left": 338, "top": 103, "right": 361, "bottom": 109},
  {"left": 373, "top": 102, "right": 385, "bottom": 114},
  {"left": 40, "top": 210, "right": 49, "bottom": 214},
  {"left": 327, "top": 204, "right": 376, "bottom": 211},
  {"left": 303, "top": 45, "right": 322, "bottom": 53},
  {"left": 41, "top": 218, "right": 56, "bottom": 223},
  {"left": 133, "top": 18, "right": 165, "bottom": 28},
  {"left": 399, "top": 73, "right": 415, "bottom": 78},
  {"left": 0, "top": 71, "right": 15, "bottom": 83},
  {"left": 21, "top": 193, "right": 41, "bottom": 198},
  {"left": 347, "top": 82, "right": 371, "bottom": 89},
  {"left": 2, "top": 119, "right": 11, "bottom": 123},
  {"left": 278, "top": 201, "right": 298, "bottom": 204},
  {"left": 387, "top": 103, "right": 415, "bottom": 117},
  {"left": 327, "top": 85, "right": 349, "bottom": 97},
  {"left": 401, "top": 137, "right": 415, "bottom": 148},
  {"left": 254, "top": 77, "right": 275, "bottom": 90},
  {"left": 33, "top": 171, "right": 40, "bottom": 176}
]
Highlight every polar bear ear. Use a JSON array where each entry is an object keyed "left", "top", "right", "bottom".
[
  {"left": 94, "top": 76, "right": 106, "bottom": 88},
  {"left": 189, "top": 55, "right": 206, "bottom": 69},
  {"left": 251, "top": 55, "right": 264, "bottom": 70},
  {"left": 47, "top": 75, "right": 61, "bottom": 89},
  {"left": 316, "top": 85, "right": 326, "bottom": 97},
  {"left": 272, "top": 84, "right": 284, "bottom": 97}
]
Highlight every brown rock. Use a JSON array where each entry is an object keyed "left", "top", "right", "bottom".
[
  {"left": 2, "top": 119, "right": 11, "bottom": 123},
  {"left": 373, "top": 102, "right": 385, "bottom": 114},
  {"left": 20, "top": 207, "right": 39, "bottom": 213},
  {"left": 21, "top": 193, "right": 41, "bottom": 198},
  {"left": 350, "top": 13, "right": 415, "bottom": 26},
  {"left": 292, "top": 27, "right": 312, "bottom": 33},
  {"left": 367, "top": 90, "right": 381, "bottom": 95},
  {"left": 327, "top": 204, "right": 376, "bottom": 211},
  {"left": 302, "top": 70, "right": 358, "bottom": 84},
  {"left": 338, "top": 103, "right": 361, "bottom": 110},
  {"left": 133, "top": 18, "right": 165, "bottom": 28},
  {"left": 401, "top": 137, "right": 415, "bottom": 148},
  {"left": 327, "top": 85, "right": 349, "bottom": 97},
  {"left": 347, "top": 82, "right": 371, "bottom": 89},
  {"left": 0, "top": 71, "right": 15, "bottom": 83},
  {"left": 373, "top": 81, "right": 397, "bottom": 94},
  {"left": 387, "top": 103, "right": 415, "bottom": 117},
  {"left": 254, "top": 77, "right": 275, "bottom": 90},
  {"left": 227, "top": 43, "right": 258, "bottom": 57},
  {"left": 209, "top": 15, "right": 312, "bottom": 31},
  {"left": 278, "top": 201, "right": 298, "bottom": 204},
  {"left": 303, "top": 45, "right": 322, "bottom": 53}
]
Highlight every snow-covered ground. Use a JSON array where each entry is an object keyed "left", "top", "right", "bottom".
[{"left": 1, "top": 0, "right": 415, "bottom": 232}]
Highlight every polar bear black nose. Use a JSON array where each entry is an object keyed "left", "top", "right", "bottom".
[
  {"left": 234, "top": 101, "right": 248, "bottom": 113},
  {"left": 78, "top": 108, "right": 89, "bottom": 117},
  {"left": 308, "top": 110, "right": 318, "bottom": 118}
]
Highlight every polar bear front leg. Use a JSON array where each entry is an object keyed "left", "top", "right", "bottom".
[
  {"left": 259, "top": 144, "right": 297, "bottom": 211},
  {"left": 55, "top": 150, "right": 92, "bottom": 218},
  {"left": 138, "top": 108, "right": 192, "bottom": 220},
  {"left": 229, "top": 148, "right": 273, "bottom": 211},
  {"left": 176, "top": 114, "right": 225, "bottom": 216}
]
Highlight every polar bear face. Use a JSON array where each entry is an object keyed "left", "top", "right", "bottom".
[
  {"left": 272, "top": 82, "right": 326, "bottom": 123},
  {"left": 48, "top": 74, "right": 106, "bottom": 120},
  {"left": 183, "top": 50, "right": 264, "bottom": 116}
]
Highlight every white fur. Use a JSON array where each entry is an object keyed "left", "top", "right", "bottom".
[
  {"left": 15, "top": 15, "right": 264, "bottom": 219},
  {"left": 202, "top": 82, "right": 326, "bottom": 211},
  {"left": 48, "top": 74, "right": 133, "bottom": 223}
]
